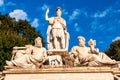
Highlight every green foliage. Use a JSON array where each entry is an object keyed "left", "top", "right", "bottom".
[
  {"left": 0, "top": 14, "right": 45, "bottom": 71},
  {"left": 105, "top": 39, "right": 120, "bottom": 61}
]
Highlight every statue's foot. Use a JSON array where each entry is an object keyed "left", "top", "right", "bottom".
[
  {"left": 108, "top": 60, "right": 117, "bottom": 64},
  {"left": 112, "top": 60, "right": 118, "bottom": 64},
  {"left": 6, "top": 60, "right": 13, "bottom": 66}
]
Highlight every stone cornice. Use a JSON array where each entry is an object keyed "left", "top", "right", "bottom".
[{"left": 3, "top": 67, "right": 116, "bottom": 74}]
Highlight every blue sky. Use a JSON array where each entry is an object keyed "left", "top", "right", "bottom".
[{"left": 0, "top": 0, "right": 120, "bottom": 51}]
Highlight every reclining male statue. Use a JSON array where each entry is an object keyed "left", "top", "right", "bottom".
[
  {"left": 6, "top": 37, "right": 47, "bottom": 69},
  {"left": 69, "top": 36, "right": 117, "bottom": 66}
]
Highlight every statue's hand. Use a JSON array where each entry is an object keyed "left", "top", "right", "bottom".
[{"left": 46, "top": 8, "right": 49, "bottom": 14}]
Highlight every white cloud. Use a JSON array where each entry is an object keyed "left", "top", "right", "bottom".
[
  {"left": 93, "top": 11, "right": 107, "bottom": 18},
  {"left": 69, "top": 9, "right": 80, "bottom": 20},
  {"left": 31, "top": 18, "right": 39, "bottom": 28},
  {"left": 69, "top": 9, "right": 88, "bottom": 21},
  {"left": 74, "top": 23, "right": 80, "bottom": 32},
  {"left": 41, "top": 4, "right": 49, "bottom": 11},
  {"left": 0, "top": 0, "right": 4, "bottom": 6},
  {"left": 112, "top": 36, "right": 120, "bottom": 42},
  {"left": 6, "top": 1, "right": 16, "bottom": 6},
  {"left": 63, "top": 9, "right": 68, "bottom": 15},
  {"left": 9, "top": 9, "right": 28, "bottom": 21},
  {"left": 92, "top": 8, "right": 111, "bottom": 18}
]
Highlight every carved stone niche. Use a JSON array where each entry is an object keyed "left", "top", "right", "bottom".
[{"left": 47, "top": 50, "right": 74, "bottom": 67}]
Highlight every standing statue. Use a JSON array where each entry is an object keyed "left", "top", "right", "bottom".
[
  {"left": 45, "top": 7, "right": 70, "bottom": 50},
  {"left": 6, "top": 37, "right": 47, "bottom": 69},
  {"left": 69, "top": 36, "right": 117, "bottom": 67}
]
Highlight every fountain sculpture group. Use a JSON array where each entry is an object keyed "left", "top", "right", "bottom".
[
  {"left": 5, "top": 7, "right": 117, "bottom": 69},
  {"left": 2, "top": 7, "right": 120, "bottom": 80}
]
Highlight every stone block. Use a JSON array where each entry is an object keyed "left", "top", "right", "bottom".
[{"left": 3, "top": 67, "right": 115, "bottom": 80}]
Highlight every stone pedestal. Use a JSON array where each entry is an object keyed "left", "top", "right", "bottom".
[
  {"left": 47, "top": 49, "right": 68, "bottom": 55},
  {"left": 3, "top": 67, "right": 117, "bottom": 80},
  {"left": 47, "top": 50, "right": 74, "bottom": 66}
]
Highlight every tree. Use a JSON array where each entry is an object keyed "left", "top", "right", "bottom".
[
  {"left": 0, "top": 14, "right": 45, "bottom": 71},
  {"left": 105, "top": 39, "right": 120, "bottom": 61}
]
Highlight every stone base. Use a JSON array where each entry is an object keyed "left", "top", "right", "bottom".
[
  {"left": 3, "top": 67, "right": 119, "bottom": 80},
  {"left": 4, "top": 73, "right": 113, "bottom": 80},
  {"left": 47, "top": 49, "right": 68, "bottom": 55},
  {"left": 47, "top": 50, "right": 74, "bottom": 66}
]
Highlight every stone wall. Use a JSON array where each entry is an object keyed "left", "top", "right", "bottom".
[{"left": 3, "top": 67, "right": 120, "bottom": 80}]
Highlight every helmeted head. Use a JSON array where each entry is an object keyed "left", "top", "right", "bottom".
[
  {"left": 34, "top": 37, "right": 42, "bottom": 48},
  {"left": 56, "top": 7, "right": 62, "bottom": 17},
  {"left": 77, "top": 36, "right": 86, "bottom": 47}
]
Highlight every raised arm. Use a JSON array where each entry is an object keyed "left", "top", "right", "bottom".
[{"left": 45, "top": 8, "right": 50, "bottom": 21}]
